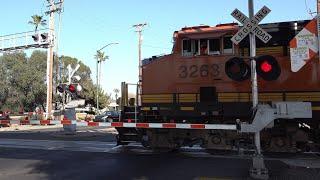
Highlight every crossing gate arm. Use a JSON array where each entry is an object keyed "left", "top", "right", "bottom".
[
  {"left": 0, "top": 119, "right": 237, "bottom": 130},
  {"left": 1, "top": 102, "right": 310, "bottom": 131},
  {"left": 109, "top": 122, "right": 237, "bottom": 130},
  {"left": 34, "top": 121, "right": 238, "bottom": 130}
]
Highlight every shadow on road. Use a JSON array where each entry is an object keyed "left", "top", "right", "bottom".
[{"left": 0, "top": 147, "right": 320, "bottom": 180}]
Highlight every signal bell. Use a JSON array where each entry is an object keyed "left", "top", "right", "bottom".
[{"left": 255, "top": 55, "right": 281, "bottom": 81}]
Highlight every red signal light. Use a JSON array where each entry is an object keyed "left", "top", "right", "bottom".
[
  {"left": 68, "top": 84, "right": 76, "bottom": 93},
  {"left": 255, "top": 55, "right": 281, "bottom": 81},
  {"left": 261, "top": 61, "right": 272, "bottom": 73}
]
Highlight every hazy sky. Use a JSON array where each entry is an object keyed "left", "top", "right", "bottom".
[{"left": 0, "top": 0, "right": 317, "bottom": 94}]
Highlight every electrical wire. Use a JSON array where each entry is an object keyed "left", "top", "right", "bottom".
[
  {"left": 142, "top": 44, "right": 171, "bottom": 50},
  {"left": 304, "top": 0, "right": 317, "bottom": 17},
  {"left": 40, "top": 0, "right": 46, "bottom": 16},
  {"left": 55, "top": 1, "right": 64, "bottom": 83}
]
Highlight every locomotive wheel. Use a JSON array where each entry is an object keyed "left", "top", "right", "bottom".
[
  {"left": 266, "top": 137, "right": 294, "bottom": 152},
  {"left": 211, "top": 134, "right": 222, "bottom": 145},
  {"left": 146, "top": 129, "right": 181, "bottom": 152}
]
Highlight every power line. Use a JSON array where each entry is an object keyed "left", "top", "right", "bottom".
[
  {"left": 142, "top": 44, "right": 171, "bottom": 50},
  {"left": 304, "top": 0, "right": 317, "bottom": 17}
]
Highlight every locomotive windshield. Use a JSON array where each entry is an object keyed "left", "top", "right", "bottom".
[{"left": 182, "top": 36, "right": 234, "bottom": 56}]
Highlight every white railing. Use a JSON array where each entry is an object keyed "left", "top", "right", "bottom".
[{"left": 0, "top": 29, "right": 52, "bottom": 52}]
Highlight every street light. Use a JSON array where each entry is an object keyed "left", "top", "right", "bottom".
[{"left": 95, "top": 42, "right": 119, "bottom": 114}]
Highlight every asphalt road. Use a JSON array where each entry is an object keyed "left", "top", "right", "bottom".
[
  {"left": 1, "top": 146, "right": 320, "bottom": 180},
  {"left": 0, "top": 127, "right": 320, "bottom": 180}
]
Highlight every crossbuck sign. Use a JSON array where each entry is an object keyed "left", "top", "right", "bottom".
[{"left": 231, "top": 6, "right": 272, "bottom": 45}]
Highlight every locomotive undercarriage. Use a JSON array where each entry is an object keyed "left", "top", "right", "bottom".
[
  {"left": 117, "top": 102, "right": 319, "bottom": 153},
  {"left": 134, "top": 122, "right": 315, "bottom": 153}
]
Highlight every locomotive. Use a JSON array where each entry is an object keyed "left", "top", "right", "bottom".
[{"left": 117, "top": 19, "right": 320, "bottom": 153}]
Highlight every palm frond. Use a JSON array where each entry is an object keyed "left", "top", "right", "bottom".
[{"left": 28, "top": 15, "right": 47, "bottom": 32}]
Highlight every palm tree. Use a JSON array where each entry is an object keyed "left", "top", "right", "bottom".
[
  {"left": 113, "top": 88, "right": 120, "bottom": 102},
  {"left": 94, "top": 51, "right": 108, "bottom": 64},
  {"left": 28, "top": 15, "right": 47, "bottom": 32},
  {"left": 94, "top": 51, "right": 109, "bottom": 112}
]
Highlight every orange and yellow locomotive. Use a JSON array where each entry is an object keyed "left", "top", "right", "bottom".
[{"left": 119, "top": 20, "right": 320, "bottom": 152}]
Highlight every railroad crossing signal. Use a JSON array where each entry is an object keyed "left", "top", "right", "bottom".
[
  {"left": 231, "top": 6, "right": 272, "bottom": 45},
  {"left": 0, "top": 30, "right": 51, "bottom": 52},
  {"left": 57, "top": 83, "right": 82, "bottom": 95},
  {"left": 32, "top": 33, "right": 49, "bottom": 42}
]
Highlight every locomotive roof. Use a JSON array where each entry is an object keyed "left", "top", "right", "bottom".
[
  {"left": 174, "top": 20, "right": 310, "bottom": 39},
  {"left": 174, "top": 23, "right": 239, "bottom": 39}
]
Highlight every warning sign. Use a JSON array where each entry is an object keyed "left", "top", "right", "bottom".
[
  {"left": 291, "top": 47, "right": 309, "bottom": 61},
  {"left": 290, "top": 18, "right": 319, "bottom": 72}
]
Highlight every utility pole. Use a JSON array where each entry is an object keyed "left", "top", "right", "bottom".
[
  {"left": 45, "top": 0, "right": 64, "bottom": 119},
  {"left": 133, "top": 23, "right": 147, "bottom": 106},
  {"left": 46, "top": 0, "right": 55, "bottom": 119}
]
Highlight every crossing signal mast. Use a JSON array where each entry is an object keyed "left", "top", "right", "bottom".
[{"left": 0, "top": 0, "right": 64, "bottom": 119}]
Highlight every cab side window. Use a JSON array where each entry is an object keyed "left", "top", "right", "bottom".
[
  {"left": 209, "top": 39, "right": 220, "bottom": 55},
  {"left": 200, "top": 39, "right": 208, "bottom": 55},
  {"left": 182, "top": 39, "right": 192, "bottom": 56},
  {"left": 182, "top": 39, "right": 199, "bottom": 56},
  {"left": 223, "top": 36, "right": 233, "bottom": 54}
]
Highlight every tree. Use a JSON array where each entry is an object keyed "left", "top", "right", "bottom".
[
  {"left": 94, "top": 51, "right": 108, "bottom": 86},
  {"left": 113, "top": 88, "right": 120, "bottom": 102},
  {"left": 0, "top": 51, "right": 47, "bottom": 112},
  {"left": 94, "top": 51, "right": 108, "bottom": 63},
  {"left": 28, "top": 15, "right": 47, "bottom": 32},
  {"left": 94, "top": 50, "right": 109, "bottom": 109},
  {"left": 0, "top": 52, "right": 111, "bottom": 112}
]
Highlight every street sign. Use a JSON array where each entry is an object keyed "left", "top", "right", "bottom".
[
  {"left": 290, "top": 18, "right": 319, "bottom": 72},
  {"left": 231, "top": 6, "right": 272, "bottom": 45}
]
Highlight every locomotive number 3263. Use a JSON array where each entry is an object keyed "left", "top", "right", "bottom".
[{"left": 178, "top": 64, "right": 220, "bottom": 78}]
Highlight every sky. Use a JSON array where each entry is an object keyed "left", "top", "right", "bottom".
[{"left": 0, "top": 0, "right": 318, "bottom": 95}]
